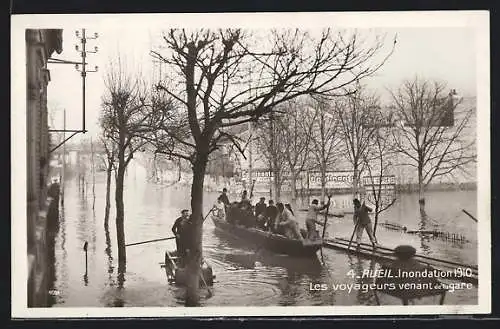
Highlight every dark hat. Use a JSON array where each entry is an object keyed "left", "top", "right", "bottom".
[
  {"left": 312, "top": 199, "right": 319, "bottom": 205},
  {"left": 181, "top": 209, "right": 189, "bottom": 214},
  {"left": 353, "top": 198, "right": 361, "bottom": 205},
  {"left": 394, "top": 245, "right": 416, "bottom": 261},
  {"left": 222, "top": 188, "right": 227, "bottom": 192},
  {"left": 260, "top": 197, "right": 265, "bottom": 200}
]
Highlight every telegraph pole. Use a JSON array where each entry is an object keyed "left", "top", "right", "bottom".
[
  {"left": 75, "top": 28, "right": 99, "bottom": 133},
  {"left": 47, "top": 28, "right": 99, "bottom": 152}
]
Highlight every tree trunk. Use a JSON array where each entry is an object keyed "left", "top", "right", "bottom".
[
  {"left": 353, "top": 163, "right": 359, "bottom": 199},
  {"left": 373, "top": 204, "right": 379, "bottom": 237},
  {"left": 320, "top": 163, "right": 327, "bottom": 200},
  {"left": 115, "top": 154, "right": 126, "bottom": 269},
  {"left": 185, "top": 152, "right": 208, "bottom": 306},
  {"left": 273, "top": 168, "right": 281, "bottom": 202},
  {"left": 418, "top": 164, "right": 426, "bottom": 213},
  {"left": 290, "top": 172, "right": 297, "bottom": 210},
  {"left": 104, "top": 160, "right": 112, "bottom": 227}
]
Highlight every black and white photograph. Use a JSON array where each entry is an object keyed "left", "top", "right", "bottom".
[{"left": 11, "top": 11, "right": 490, "bottom": 317}]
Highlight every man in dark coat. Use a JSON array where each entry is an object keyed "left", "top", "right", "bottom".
[
  {"left": 218, "top": 188, "right": 230, "bottom": 207},
  {"left": 172, "top": 209, "right": 191, "bottom": 260},
  {"left": 265, "top": 200, "right": 278, "bottom": 232},
  {"left": 255, "top": 197, "right": 267, "bottom": 229},
  {"left": 353, "top": 198, "right": 379, "bottom": 249}
]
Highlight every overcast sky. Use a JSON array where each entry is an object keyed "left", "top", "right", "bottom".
[{"left": 31, "top": 13, "right": 481, "bottom": 141}]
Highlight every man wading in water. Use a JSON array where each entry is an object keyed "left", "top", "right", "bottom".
[{"left": 353, "top": 198, "right": 379, "bottom": 249}]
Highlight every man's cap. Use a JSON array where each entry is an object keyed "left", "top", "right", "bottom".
[
  {"left": 181, "top": 209, "right": 189, "bottom": 213},
  {"left": 222, "top": 188, "right": 227, "bottom": 192},
  {"left": 394, "top": 245, "right": 417, "bottom": 261},
  {"left": 260, "top": 197, "right": 265, "bottom": 200},
  {"left": 312, "top": 199, "right": 319, "bottom": 205}
]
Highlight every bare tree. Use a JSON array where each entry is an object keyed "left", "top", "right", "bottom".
[
  {"left": 255, "top": 111, "right": 289, "bottom": 201},
  {"left": 151, "top": 28, "right": 395, "bottom": 306},
  {"left": 389, "top": 77, "right": 476, "bottom": 211},
  {"left": 362, "top": 110, "right": 397, "bottom": 236},
  {"left": 279, "top": 98, "right": 316, "bottom": 208},
  {"left": 334, "top": 86, "right": 381, "bottom": 197},
  {"left": 99, "top": 133, "right": 116, "bottom": 229},
  {"left": 309, "top": 96, "right": 344, "bottom": 200},
  {"left": 100, "top": 59, "right": 154, "bottom": 268}
]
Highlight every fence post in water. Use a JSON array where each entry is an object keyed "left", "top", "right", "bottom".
[{"left": 83, "top": 241, "right": 88, "bottom": 273}]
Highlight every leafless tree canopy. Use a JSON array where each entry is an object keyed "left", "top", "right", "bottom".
[
  {"left": 333, "top": 86, "right": 381, "bottom": 192},
  {"left": 389, "top": 77, "right": 476, "bottom": 192},
  {"left": 100, "top": 60, "right": 155, "bottom": 165},
  {"left": 151, "top": 28, "right": 395, "bottom": 160}
]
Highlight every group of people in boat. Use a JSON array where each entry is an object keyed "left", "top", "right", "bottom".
[
  {"left": 213, "top": 187, "right": 334, "bottom": 242},
  {"left": 172, "top": 188, "right": 380, "bottom": 261},
  {"left": 213, "top": 187, "right": 379, "bottom": 249}
]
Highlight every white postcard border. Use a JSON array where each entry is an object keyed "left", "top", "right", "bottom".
[{"left": 11, "top": 11, "right": 491, "bottom": 318}]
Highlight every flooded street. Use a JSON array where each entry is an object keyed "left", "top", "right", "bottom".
[{"left": 48, "top": 161, "right": 478, "bottom": 307}]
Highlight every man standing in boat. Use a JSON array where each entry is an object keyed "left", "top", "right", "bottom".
[
  {"left": 219, "top": 188, "right": 230, "bottom": 207},
  {"left": 305, "top": 199, "right": 331, "bottom": 240},
  {"left": 172, "top": 209, "right": 191, "bottom": 261},
  {"left": 276, "top": 202, "right": 305, "bottom": 241},
  {"left": 353, "top": 198, "right": 379, "bottom": 249}
]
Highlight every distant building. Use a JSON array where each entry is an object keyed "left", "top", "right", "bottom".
[{"left": 26, "top": 29, "right": 63, "bottom": 307}]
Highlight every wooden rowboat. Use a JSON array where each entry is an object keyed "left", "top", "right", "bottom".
[
  {"left": 212, "top": 215, "right": 323, "bottom": 257},
  {"left": 161, "top": 250, "right": 215, "bottom": 286}
]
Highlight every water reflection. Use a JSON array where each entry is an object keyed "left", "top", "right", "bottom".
[
  {"left": 418, "top": 207, "right": 432, "bottom": 255},
  {"left": 347, "top": 255, "right": 378, "bottom": 305},
  {"left": 51, "top": 171, "right": 478, "bottom": 307}
]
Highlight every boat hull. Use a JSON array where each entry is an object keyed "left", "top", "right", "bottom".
[
  {"left": 163, "top": 250, "right": 215, "bottom": 286},
  {"left": 212, "top": 216, "right": 322, "bottom": 257}
]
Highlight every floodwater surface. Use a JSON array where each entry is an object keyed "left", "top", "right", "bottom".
[{"left": 48, "top": 161, "right": 478, "bottom": 307}]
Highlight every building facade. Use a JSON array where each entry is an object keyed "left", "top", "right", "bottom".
[{"left": 26, "top": 29, "right": 63, "bottom": 307}]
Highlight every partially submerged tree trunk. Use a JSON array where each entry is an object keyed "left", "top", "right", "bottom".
[
  {"left": 185, "top": 152, "right": 208, "bottom": 306},
  {"left": 104, "top": 159, "right": 113, "bottom": 226},
  {"left": 115, "top": 155, "right": 126, "bottom": 267},
  {"left": 290, "top": 172, "right": 297, "bottom": 210}
]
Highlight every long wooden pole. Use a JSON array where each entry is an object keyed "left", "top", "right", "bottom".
[
  {"left": 462, "top": 209, "right": 478, "bottom": 223},
  {"left": 125, "top": 236, "right": 176, "bottom": 247},
  {"left": 321, "top": 194, "right": 332, "bottom": 240}
]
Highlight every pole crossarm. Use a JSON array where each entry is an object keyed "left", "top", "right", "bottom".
[
  {"left": 47, "top": 58, "right": 82, "bottom": 65},
  {"left": 49, "top": 131, "right": 80, "bottom": 153},
  {"left": 49, "top": 129, "right": 88, "bottom": 133}
]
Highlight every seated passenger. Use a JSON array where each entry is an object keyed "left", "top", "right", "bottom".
[
  {"left": 265, "top": 200, "right": 278, "bottom": 232},
  {"left": 255, "top": 197, "right": 267, "bottom": 229},
  {"left": 214, "top": 196, "right": 226, "bottom": 220},
  {"left": 239, "top": 202, "right": 256, "bottom": 228},
  {"left": 226, "top": 202, "right": 240, "bottom": 224}
]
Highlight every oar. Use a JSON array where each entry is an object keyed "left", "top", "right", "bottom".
[
  {"left": 320, "top": 194, "right": 332, "bottom": 264},
  {"left": 125, "top": 236, "right": 176, "bottom": 247},
  {"left": 203, "top": 206, "right": 217, "bottom": 222},
  {"left": 462, "top": 209, "right": 478, "bottom": 223},
  {"left": 347, "top": 217, "right": 360, "bottom": 251},
  {"left": 321, "top": 194, "right": 333, "bottom": 240},
  {"left": 199, "top": 266, "right": 213, "bottom": 298}
]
